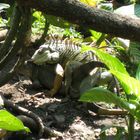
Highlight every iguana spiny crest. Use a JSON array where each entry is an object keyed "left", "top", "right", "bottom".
[{"left": 31, "top": 36, "right": 94, "bottom": 66}]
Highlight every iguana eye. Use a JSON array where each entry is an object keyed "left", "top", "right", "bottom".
[{"left": 38, "top": 48, "right": 46, "bottom": 54}]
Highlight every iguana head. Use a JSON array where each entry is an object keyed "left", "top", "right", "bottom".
[{"left": 31, "top": 44, "right": 60, "bottom": 65}]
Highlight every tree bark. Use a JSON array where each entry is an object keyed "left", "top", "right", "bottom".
[{"left": 15, "top": 0, "right": 140, "bottom": 42}]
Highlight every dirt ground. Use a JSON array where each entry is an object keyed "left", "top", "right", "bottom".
[
  {"left": 0, "top": 53, "right": 139, "bottom": 139},
  {"left": 0, "top": 74, "right": 138, "bottom": 140}
]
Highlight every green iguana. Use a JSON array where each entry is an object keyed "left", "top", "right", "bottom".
[
  {"left": 29, "top": 37, "right": 128, "bottom": 115},
  {"left": 31, "top": 37, "right": 101, "bottom": 97}
]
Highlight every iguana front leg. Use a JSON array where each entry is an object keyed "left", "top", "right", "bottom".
[{"left": 47, "top": 64, "right": 64, "bottom": 97}]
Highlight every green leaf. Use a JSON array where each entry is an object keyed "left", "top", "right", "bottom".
[
  {"left": 110, "top": 70, "right": 140, "bottom": 98},
  {"left": 115, "top": 4, "right": 140, "bottom": 18},
  {"left": 80, "top": 87, "right": 129, "bottom": 107},
  {"left": 98, "top": 3, "right": 113, "bottom": 11},
  {"left": 129, "top": 41, "right": 140, "bottom": 64},
  {"left": 82, "top": 47, "right": 129, "bottom": 75},
  {"left": 80, "top": 0, "right": 97, "bottom": 7},
  {"left": 89, "top": 30, "right": 102, "bottom": 40},
  {"left": 0, "top": 110, "right": 30, "bottom": 132},
  {"left": 136, "top": 63, "right": 140, "bottom": 81},
  {"left": 115, "top": 38, "right": 130, "bottom": 48},
  {"left": 0, "top": 3, "right": 10, "bottom": 12},
  {"left": 46, "top": 15, "right": 71, "bottom": 28},
  {"left": 100, "top": 126, "right": 126, "bottom": 140},
  {"left": 79, "top": 87, "right": 140, "bottom": 120},
  {"left": 115, "top": 4, "right": 140, "bottom": 64}
]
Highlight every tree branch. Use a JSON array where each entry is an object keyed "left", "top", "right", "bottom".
[{"left": 16, "top": 0, "right": 140, "bottom": 42}]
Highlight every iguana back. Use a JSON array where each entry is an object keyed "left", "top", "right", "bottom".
[{"left": 31, "top": 36, "right": 94, "bottom": 67}]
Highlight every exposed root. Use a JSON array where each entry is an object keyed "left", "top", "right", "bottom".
[
  {"left": 85, "top": 103, "right": 128, "bottom": 115},
  {"left": 17, "top": 115, "right": 63, "bottom": 138},
  {"left": 0, "top": 93, "right": 62, "bottom": 138}
]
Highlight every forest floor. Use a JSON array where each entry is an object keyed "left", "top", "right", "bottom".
[
  {"left": 0, "top": 45, "right": 140, "bottom": 139},
  {"left": 1, "top": 76, "right": 140, "bottom": 140}
]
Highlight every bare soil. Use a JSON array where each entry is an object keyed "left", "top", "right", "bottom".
[
  {"left": 0, "top": 50, "right": 139, "bottom": 140},
  {"left": 0, "top": 75, "right": 136, "bottom": 140}
]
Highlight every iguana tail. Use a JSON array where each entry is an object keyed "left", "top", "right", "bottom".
[{"left": 71, "top": 61, "right": 105, "bottom": 90}]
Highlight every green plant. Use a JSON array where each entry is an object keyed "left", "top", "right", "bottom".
[
  {"left": 100, "top": 126, "right": 126, "bottom": 140},
  {"left": 0, "top": 109, "right": 30, "bottom": 138},
  {"left": 0, "top": 3, "right": 10, "bottom": 26},
  {"left": 0, "top": 109, "right": 30, "bottom": 132},
  {"left": 80, "top": 47, "right": 140, "bottom": 139}
]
